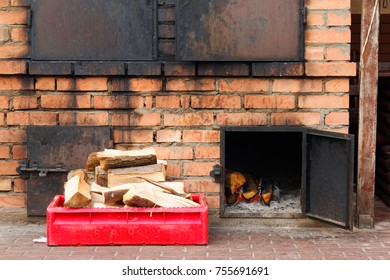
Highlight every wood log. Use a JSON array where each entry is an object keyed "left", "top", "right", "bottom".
[
  {"left": 64, "top": 174, "right": 91, "bottom": 208},
  {"left": 241, "top": 173, "right": 259, "bottom": 201},
  {"left": 92, "top": 181, "right": 185, "bottom": 205},
  {"left": 107, "top": 163, "right": 166, "bottom": 187},
  {"left": 122, "top": 184, "right": 199, "bottom": 208},
  {"left": 86, "top": 152, "right": 99, "bottom": 172},
  {"left": 225, "top": 171, "right": 246, "bottom": 195},
  {"left": 95, "top": 166, "right": 108, "bottom": 187},
  {"left": 96, "top": 148, "right": 157, "bottom": 170}
]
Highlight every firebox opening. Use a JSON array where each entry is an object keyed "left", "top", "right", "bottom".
[{"left": 222, "top": 129, "right": 303, "bottom": 218}]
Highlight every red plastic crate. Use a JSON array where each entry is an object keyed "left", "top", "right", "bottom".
[{"left": 46, "top": 194, "right": 208, "bottom": 246}]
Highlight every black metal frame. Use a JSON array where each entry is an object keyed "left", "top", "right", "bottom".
[{"left": 218, "top": 126, "right": 354, "bottom": 229}]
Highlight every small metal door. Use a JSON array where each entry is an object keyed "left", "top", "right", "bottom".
[
  {"left": 25, "top": 126, "right": 113, "bottom": 216},
  {"left": 304, "top": 130, "right": 355, "bottom": 230}
]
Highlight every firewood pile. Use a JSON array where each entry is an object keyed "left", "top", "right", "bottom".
[
  {"left": 63, "top": 148, "right": 200, "bottom": 208},
  {"left": 225, "top": 170, "right": 281, "bottom": 207}
]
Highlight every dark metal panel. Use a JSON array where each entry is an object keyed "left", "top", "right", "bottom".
[
  {"left": 305, "top": 130, "right": 354, "bottom": 230},
  {"left": 32, "top": 0, "right": 156, "bottom": 61},
  {"left": 26, "top": 126, "right": 113, "bottom": 216},
  {"left": 177, "top": 0, "right": 304, "bottom": 61}
]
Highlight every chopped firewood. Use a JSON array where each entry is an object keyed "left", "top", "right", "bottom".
[
  {"left": 96, "top": 148, "right": 157, "bottom": 170},
  {"left": 107, "top": 163, "right": 166, "bottom": 187},
  {"left": 67, "top": 169, "right": 87, "bottom": 182},
  {"left": 91, "top": 191, "right": 103, "bottom": 204},
  {"left": 64, "top": 174, "right": 91, "bottom": 208},
  {"left": 123, "top": 184, "right": 200, "bottom": 208},
  {"left": 241, "top": 173, "right": 259, "bottom": 201},
  {"left": 95, "top": 166, "right": 108, "bottom": 187},
  {"left": 226, "top": 171, "right": 246, "bottom": 195},
  {"left": 86, "top": 152, "right": 99, "bottom": 172},
  {"left": 92, "top": 181, "right": 186, "bottom": 205}
]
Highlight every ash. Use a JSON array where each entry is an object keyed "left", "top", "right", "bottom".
[{"left": 225, "top": 189, "right": 301, "bottom": 214}]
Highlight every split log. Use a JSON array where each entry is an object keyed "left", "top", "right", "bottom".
[
  {"left": 95, "top": 166, "right": 108, "bottom": 187},
  {"left": 241, "top": 174, "right": 259, "bottom": 201},
  {"left": 225, "top": 171, "right": 246, "bottom": 195},
  {"left": 86, "top": 152, "right": 99, "bottom": 172},
  {"left": 123, "top": 184, "right": 199, "bottom": 208},
  {"left": 107, "top": 163, "right": 166, "bottom": 187},
  {"left": 96, "top": 148, "right": 157, "bottom": 170},
  {"left": 92, "top": 181, "right": 185, "bottom": 205},
  {"left": 67, "top": 169, "right": 87, "bottom": 182},
  {"left": 64, "top": 174, "right": 91, "bottom": 208}
]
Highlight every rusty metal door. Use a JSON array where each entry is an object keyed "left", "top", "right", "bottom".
[
  {"left": 304, "top": 130, "right": 355, "bottom": 230},
  {"left": 31, "top": 0, "right": 156, "bottom": 60},
  {"left": 177, "top": 0, "right": 304, "bottom": 61},
  {"left": 23, "top": 126, "right": 113, "bottom": 216}
]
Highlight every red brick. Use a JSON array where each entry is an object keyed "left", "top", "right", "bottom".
[
  {"left": 273, "top": 79, "right": 322, "bottom": 92},
  {"left": 59, "top": 112, "right": 108, "bottom": 126},
  {"left": 0, "top": 161, "right": 19, "bottom": 175},
  {"left": 271, "top": 112, "right": 321, "bottom": 126},
  {"left": 305, "top": 0, "right": 350, "bottom": 10},
  {"left": 166, "top": 163, "right": 180, "bottom": 177},
  {"left": 0, "top": 195, "right": 26, "bottom": 207},
  {"left": 35, "top": 77, "right": 55, "bottom": 91},
  {"left": 307, "top": 13, "right": 325, "bottom": 26},
  {"left": 0, "top": 26, "right": 9, "bottom": 42},
  {"left": 305, "top": 29, "right": 351, "bottom": 44},
  {"left": 93, "top": 95, "right": 143, "bottom": 109},
  {"left": 181, "top": 95, "right": 190, "bottom": 109},
  {"left": 164, "top": 112, "right": 213, "bottom": 126},
  {"left": 164, "top": 62, "right": 196, "bottom": 76},
  {"left": 7, "top": 112, "right": 57, "bottom": 125},
  {"left": 0, "top": 60, "right": 26, "bottom": 74},
  {"left": 216, "top": 113, "right": 267, "bottom": 126},
  {"left": 326, "top": 46, "right": 350, "bottom": 61},
  {"left": 13, "top": 178, "right": 26, "bottom": 193},
  {"left": 12, "top": 96, "right": 38, "bottom": 109},
  {"left": 0, "top": 0, "right": 9, "bottom": 7},
  {"left": 12, "top": 145, "right": 26, "bottom": 159},
  {"left": 183, "top": 162, "right": 218, "bottom": 176},
  {"left": 182, "top": 130, "right": 220, "bottom": 143},
  {"left": 154, "top": 146, "right": 193, "bottom": 160},
  {"left": 219, "top": 78, "right": 269, "bottom": 93},
  {"left": 156, "top": 95, "right": 180, "bottom": 108},
  {"left": 112, "top": 112, "right": 160, "bottom": 126},
  {"left": 327, "top": 12, "right": 351, "bottom": 26},
  {"left": 156, "top": 130, "right": 182, "bottom": 142},
  {"left": 191, "top": 95, "right": 241, "bottom": 109},
  {"left": 305, "top": 46, "right": 325, "bottom": 61},
  {"left": 56, "top": 78, "right": 75, "bottom": 91},
  {"left": 182, "top": 180, "right": 220, "bottom": 193},
  {"left": 325, "top": 79, "right": 350, "bottom": 92},
  {"left": 0, "top": 96, "right": 9, "bottom": 109},
  {"left": 0, "top": 179, "right": 12, "bottom": 192},
  {"left": 114, "top": 130, "right": 154, "bottom": 143},
  {"left": 145, "top": 96, "right": 153, "bottom": 109},
  {"left": 0, "top": 129, "right": 26, "bottom": 142},
  {"left": 0, "top": 146, "right": 10, "bottom": 159},
  {"left": 205, "top": 196, "right": 220, "bottom": 209},
  {"left": 11, "top": 27, "right": 29, "bottom": 42},
  {"left": 305, "top": 62, "right": 357, "bottom": 76},
  {"left": 244, "top": 95, "right": 295, "bottom": 109},
  {"left": 166, "top": 78, "right": 216, "bottom": 91},
  {"left": 0, "top": 77, "right": 33, "bottom": 90},
  {"left": 0, "top": 112, "right": 3, "bottom": 124},
  {"left": 41, "top": 94, "right": 91, "bottom": 109},
  {"left": 0, "top": 10, "right": 28, "bottom": 24},
  {"left": 129, "top": 78, "right": 162, "bottom": 92},
  {"left": 299, "top": 95, "right": 349, "bottom": 109},
  {"left": 76, "top": 77, "right": 108, "bottom": 91},
  {"left": 325, "top": 111, "right": 349, "bottom": 125},
  {"left": 0, "top": 44, "right": 29, "bottom": 58},
  {"left": 194, "top": 146, "right": 220, "bottom": 159}
]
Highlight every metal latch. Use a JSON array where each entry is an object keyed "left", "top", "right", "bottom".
[
  {"left": 210, "top": 164, "right": 223, "bottom": 183},
  {"left": 17, "top": 162, "right": 68, "bottom": 179}
]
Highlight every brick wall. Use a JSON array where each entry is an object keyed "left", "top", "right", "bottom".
[{"left": 0, "top": 0, "right": 356, "bottom": 209}]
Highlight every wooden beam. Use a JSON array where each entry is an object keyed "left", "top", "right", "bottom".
[{"left": 357, "top": 0, "right": 380, "bottom": 229}]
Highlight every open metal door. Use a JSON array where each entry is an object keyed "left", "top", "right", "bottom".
[{"left": 304, "top": 129, "right": 355, "bottom": 230}]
